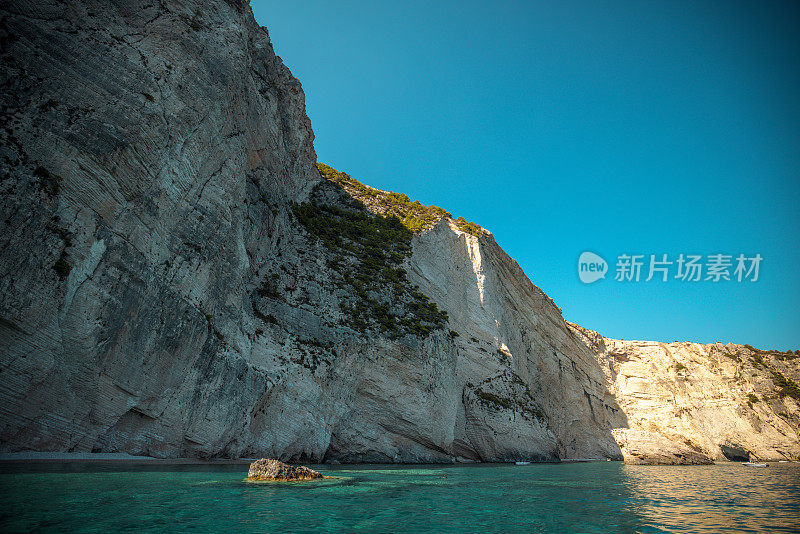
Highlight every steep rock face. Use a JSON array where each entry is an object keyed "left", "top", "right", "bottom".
[
  {"left": 409, "top": 221, "right": 624, "bottom": 460},
  {"left": 0, "top": 0, "right": 320, "bottom": 457},
  {"left": 570, "top": 324, "right": 800, "bottom": 462},
  {"left": 0, "top": 0, "right": 623, "bottom": 461}
]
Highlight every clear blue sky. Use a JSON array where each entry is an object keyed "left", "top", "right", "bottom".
[{"left": 252, "top": 1, "right": 800, "bottom": 350}]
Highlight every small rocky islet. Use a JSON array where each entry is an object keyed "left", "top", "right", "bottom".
[{"left": 247, "top": 458, "right": 327, "bottom": 481}]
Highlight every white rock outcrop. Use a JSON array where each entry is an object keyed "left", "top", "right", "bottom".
[{"left": 570, "top": 324, "right": 800, "bottom": 462}]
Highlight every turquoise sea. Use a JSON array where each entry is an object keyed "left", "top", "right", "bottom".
[{"left": 1, "top": 461, "right": 799, "bottom": 533}]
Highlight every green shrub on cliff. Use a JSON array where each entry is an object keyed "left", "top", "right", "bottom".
[
  {"left": 750, "top": 352, "right": 767, "bottom": 369},
  {"left": 771, "top": 371, "right": 800, "bottom": 401},
  {"left": 453, "top": 216, "right": 483, "bottom": 236},
  {"left": 316, "top": 162, "right": 483, "bottom": 235},
  {"left": 292, "top": 201, "right": 449, "bottom": 338},
  {"left": 474, "top": 387, "right": 545, "bottom": 421},
  {"left": 722, "top": 351, "right": 741, "bottom": 362}
]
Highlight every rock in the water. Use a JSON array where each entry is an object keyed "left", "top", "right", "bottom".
[{"left": 247, "top": 458, "right": 324, "bottom": 481}]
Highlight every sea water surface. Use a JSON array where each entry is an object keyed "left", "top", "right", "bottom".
[{"left": 1, "top": 461, "right": 799, "bottom": 533}]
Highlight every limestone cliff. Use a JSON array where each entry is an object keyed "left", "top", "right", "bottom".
[
  {"left": 569, "top": 324, "right": 800, "bottom": 462},
  {"left": 0, "top": 0, "right": 620, "bottom": 462},
  {"left": 0, "top": 0, "right": 797, "bottom": 464}
]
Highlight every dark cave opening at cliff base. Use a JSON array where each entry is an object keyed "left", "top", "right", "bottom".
[{"left": 719, "top": 444, "right": 750, "bottom": 462}]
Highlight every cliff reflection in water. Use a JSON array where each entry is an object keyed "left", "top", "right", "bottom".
[{"left": 622, "top": 462, "right": 800, "bottom": 532}]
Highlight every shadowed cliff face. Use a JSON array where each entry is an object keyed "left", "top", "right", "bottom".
[
  {"left": 0, "top": 0, "right": 319, "bottom": 457},
  {"left": 0, "top": 0, "right": 794, "bottom": 464}
]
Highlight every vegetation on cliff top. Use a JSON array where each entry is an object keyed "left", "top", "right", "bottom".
[
  {"left": 744, "top": 344, "right": 800, "bottom": 359},
  {"left": 317, "top": 162, "right": 484, "bottom": 236}
]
